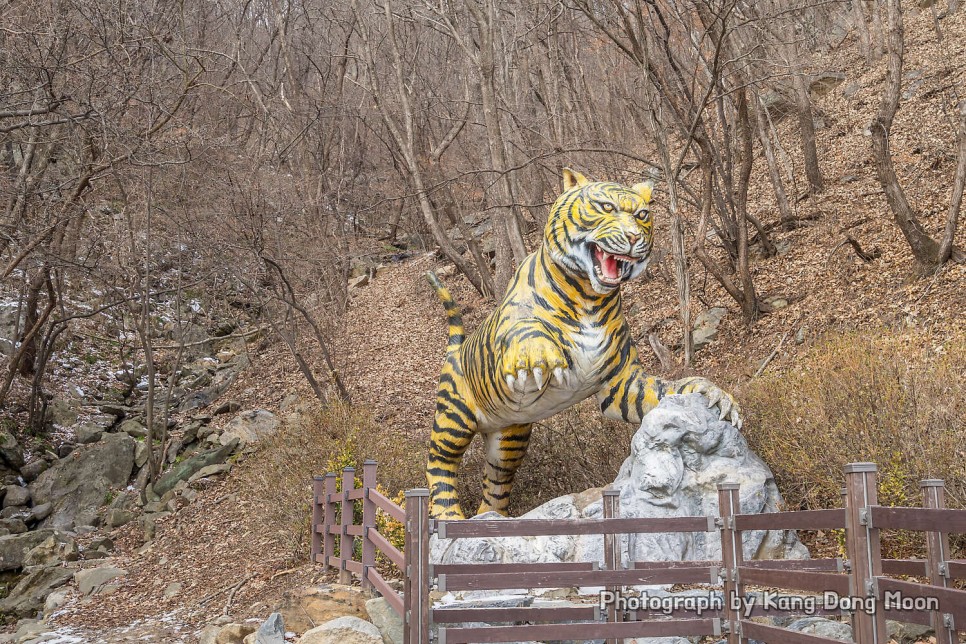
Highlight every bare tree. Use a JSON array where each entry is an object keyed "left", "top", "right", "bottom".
[{"left": 871, "top": 0, "right": 964, "bottom": 270}]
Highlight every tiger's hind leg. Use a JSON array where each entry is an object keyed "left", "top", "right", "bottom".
[
  {"left": 428, "top": 397, "right": 478, "bottom": 520},
  {"left": 477, "top": 424, "right": 532, "bottom": 516}
]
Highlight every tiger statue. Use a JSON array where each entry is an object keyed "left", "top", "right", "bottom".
[{"left": 426, "top": 169, "right": 741, "bottom": 519}]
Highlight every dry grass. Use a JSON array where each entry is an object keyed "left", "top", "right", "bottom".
[
  {"left": 742, "top": 328, "right": 966, "bottom": 557},
  {"left": 242, "top": 395, "right": 635, "bottom": 562},
  {"left": 239, "top": 400, "right": 424, "bottom": 562}
]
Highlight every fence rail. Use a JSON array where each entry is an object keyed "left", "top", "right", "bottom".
[{"left": 311, "top": 461, "right": 966, "bottom": 644}]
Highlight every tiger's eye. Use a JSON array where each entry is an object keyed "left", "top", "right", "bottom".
[{"left": 599, "top": 202, "right": 615, "bottom": 213}]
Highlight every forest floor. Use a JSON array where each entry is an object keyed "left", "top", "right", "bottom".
[{"left": 29, "top": 5, "right": 966, "bottom": 642}]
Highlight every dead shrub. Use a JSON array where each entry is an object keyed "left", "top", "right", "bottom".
[
  {"left": 239, "top": 399, "right": 424, "bottom": 563},
  {"left": 742, "top": 328, "right": 965, "bottom": 558}
]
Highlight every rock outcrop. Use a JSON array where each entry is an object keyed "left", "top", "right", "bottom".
[
  {"left": 0, "top": 530, "right": 62, "bottom": 571},
  {"left": 219, "top": 409, "right": 278, "bottom": 447},
  {"left": 28, "top": 432, "right": 136, "bottom": 530}
]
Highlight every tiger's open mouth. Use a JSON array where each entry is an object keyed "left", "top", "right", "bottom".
[{"left": 591, "top": 243, "right": 640, "bottom": 287}]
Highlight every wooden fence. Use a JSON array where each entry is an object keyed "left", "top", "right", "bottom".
[{"left": 311, "top": 461, "right": 966, "bottom": 644}]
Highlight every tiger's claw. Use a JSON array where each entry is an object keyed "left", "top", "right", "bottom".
[
  {"left": 501, "top": 323, "right": 569, "bottom": 394},
  {"left": 673, "top": 377, "right": 742, "bottom": 430},
  {"left": 533, "top": 367, "right": 545, "bottom": 389}
]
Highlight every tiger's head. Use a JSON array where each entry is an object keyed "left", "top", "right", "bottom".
[{"left": 544, "top": 169, "right": 654, "bottom": 295}]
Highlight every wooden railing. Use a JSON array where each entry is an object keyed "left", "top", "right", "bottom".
[
  {"left": 310, "top": 460, "right": 406, "bottom": 618},
  {"left": 312, "top": 461, "right": 966, "bottom": 644}
]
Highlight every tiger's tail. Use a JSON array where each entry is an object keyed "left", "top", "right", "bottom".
[{"left": 426, "top": 271, "right": 465, "bottom": 349}]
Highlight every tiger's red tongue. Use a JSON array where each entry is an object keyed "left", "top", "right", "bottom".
[{"left": 596, "top": 247, "right": 619, "bottom": 280}]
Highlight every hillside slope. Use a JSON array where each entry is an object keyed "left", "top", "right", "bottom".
[{"left": 33, "top": 5, "right": 966, "bottom": 641}]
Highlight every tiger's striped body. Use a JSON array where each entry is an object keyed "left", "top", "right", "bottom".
[{"left": 427, "top": 170, "right": 741, "bottom": 519}]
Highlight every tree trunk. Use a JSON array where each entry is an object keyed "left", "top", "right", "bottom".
[
  {"left": 853, "top": 0, "right": 874, "bottom": 63},
  {"left": 472, "top": 1, "right": 527, "bottom": 292},
  {"left": 872, "top": 0, "right": 944, "bottom": 269},
  {"left": 17, "top": 271, "right": 45, "bottom": 377},
  {"left": 939, "top": 102, "right": 966, "bottom": 262},
  {"left": 734, "top": 87, "right": 760, "bottom": 322},
  {"left": 753, "top": 92, "right": 795, "bottom": 229},
  {"left": 785, "top": 41, "right": 824, "bottom": 194}
]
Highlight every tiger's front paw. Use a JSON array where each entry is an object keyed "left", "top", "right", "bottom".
[
  {"left": 502, "top": 333, "right": 570, "bottom": 394},
  {"left": 674, "top": 377, "right": 742, "bottom": 429}
]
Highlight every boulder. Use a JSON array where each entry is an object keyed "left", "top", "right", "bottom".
[
  {"left": 887, "top": 619, "right": 933, "bottom": 644},
  {"left": 29, "top": 432, "right": 135, "bottom": 530},
  {"left": 119, "top": 419, "right": 148, "bottom": 439},
  {"left": 20, "top": 459, "right": 49, "bottom": 483},
  {"left": 0, "top": 518, "right": 27, "bottom": 534},
  {"left": 199, "top": 624, "right": 222, "bottom": 644},
  {"left": 153, "top": 439, "right": 238, "bottom": 497},
  {"left": 44, "top": 587, "right": 72, "bottom": 617},
  {"left": 4, "top": 617, "right": 51, "bottom": 643},
  {"left": 188, "top": 463, "right": 231, "bottom": 483},
  {"left": 213, "top": 401, "right": 242, "bottom": 416},
  {"left": 298, "top": 617, "right": 383, "bottom": 644},
  {"left": 219, "top": 410, "right": 278, "bottom": 447},
  {"left": 0, "top": 530, "right": 61, "bottom": 571},
  {"left": 75, "top": 423, "right": 104, "bottom": 445},
  {"left": 0, "top": 506, "right": 27, "bottom": 520},
  {"left": 46, "top": 397, "right": 78, "bottom": 428},
  {"left": 0, "top": 431, "right": 24, "bottom": 470},
  {"left": 275, "top": 584, "right": 369, "bottom": 634},
  {"left": 250, "top": 612, "right": 285, "bottom": 644},
  {"left": 74, "top": 565, "right": 127, "bottom": 595},
  {"left": 2, "top": 485, "right": 30, "bottom": 508},
  {"left": 216, "top": 623, "right": 257, "bottom": 644},
  {"left": 432, "top": 394, "right": 807, "bottom": 581},
  {"left": 365, "top": 597, "right": 403, "bottom": 644},
  {"left": 135, "top": 440, "right": 150, "bottom": 468},
  {"left": 0, "top": 565, "right": 75, "bottom": 618},
  {"left": 23, "top": 534, "right": 77, "bottom": 567},
  {"left": 616, "top": 394, "right": 807, "bottom": 564},
  {"left": 107, "top": 508, "right": 136, "bottom": 528},
  {"left": 28, "top": 502, "right": 53, "bottom": 523},
  {"left": 179, "top": 370, "right": 238, "bottom": 413},
  {"left": 692, "top": 307, "right": 728, "bottom": 351},
  {"left": 787, "top": 617, "right": 852, "bottom": 641}
]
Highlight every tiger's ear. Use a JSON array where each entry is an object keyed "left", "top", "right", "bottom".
[
  {"left": 562, "top": 168, "right": 589, "bottom": 189},
  {"left": 632, "top": 180, "right": 654, "bottom": 203}
]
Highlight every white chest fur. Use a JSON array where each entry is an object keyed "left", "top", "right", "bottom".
[{"left": 477, "top": 319, "right": 614, "bottom": 432}]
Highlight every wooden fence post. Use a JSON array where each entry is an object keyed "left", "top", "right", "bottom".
[
  {"left": 602, "top": 487, "right": 621, "bottom": 644},
  {"left": 717, "top": 483, "right": 747, "bottom": 644},
  {"left": 843, "top": 462, "right": 887, "bottom": 644},
  {"left": 323, "top": 473, "right": 336, "bottom": 572},
  {"left": 311, "top": 476, "right": 324, "bottom": 564},
  {"left": 361, "top": 460, "right": 377, "bottom": 591},
  {"left": 340, "top": 467, "right": 356, "bottom": 585},
  {"left": 921, "top": 479, "right": 955, "bottom": 644},
  {"left": 404, "top": 488, "right": 430, "bottom": 644}
]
